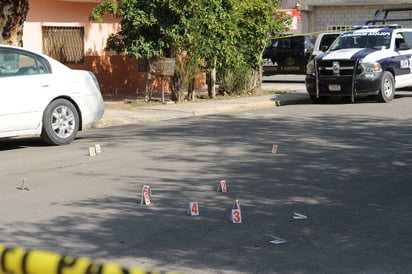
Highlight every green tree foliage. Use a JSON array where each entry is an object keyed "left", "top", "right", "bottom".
[
  {"left": 90, "top": 0, "right": 186, "bottom": 59},
  {"left": 90, "top": 0, "right": 291, "bottom": 95}
]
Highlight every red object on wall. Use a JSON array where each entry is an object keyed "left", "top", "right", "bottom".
[{"left": 278, "top": 9, "right": 301, "bottom": 30}]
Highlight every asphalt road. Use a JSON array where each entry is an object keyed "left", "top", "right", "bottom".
[{"left": 1, "top": 79, "right": 412, "bottom": 274}]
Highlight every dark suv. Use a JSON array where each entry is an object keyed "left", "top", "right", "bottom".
[{"left": 262, "top": 35, "right": 314, "bottom": 75}]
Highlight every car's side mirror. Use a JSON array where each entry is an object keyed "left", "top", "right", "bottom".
[{"left": 321, "top": 45, "right": 329, "bottom": 52}]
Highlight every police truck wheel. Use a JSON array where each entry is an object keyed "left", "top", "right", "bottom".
[{"left": 377, "top": 71, "right": 395, "bottom": 103}]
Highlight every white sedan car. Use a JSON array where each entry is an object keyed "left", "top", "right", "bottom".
[{"left": 0, "top": 45, "right": 105, "bottom": 145}]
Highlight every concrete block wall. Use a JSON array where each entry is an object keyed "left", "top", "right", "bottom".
[
  {"left": 302, "top": 4, "right": 412, "bottom": 33},
  {"left": 314, "top": 6, "right": 375, "bottom": 32},
  {"left": 302, "top": 0, "right": 412, "bottom": 6}
]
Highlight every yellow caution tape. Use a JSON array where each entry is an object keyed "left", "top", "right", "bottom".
[
  {"left": 267, "top": 28, "right": 354, "bottom": 40},
  {"left": 0, "top": 245, "right": 179, "bottom": 274}
]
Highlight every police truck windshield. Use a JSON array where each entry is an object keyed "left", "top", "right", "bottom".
[{"left": 329, "top": 29, "right": 392, "bottom": 51}]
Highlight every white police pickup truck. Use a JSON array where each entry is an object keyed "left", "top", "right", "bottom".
[{"left": 305, "top": 25, "right": 412, "bottom": 103}]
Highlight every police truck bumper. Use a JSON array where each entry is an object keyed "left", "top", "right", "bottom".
[{"left": 305, "top": 74, "right": 383, "bottom": 97}]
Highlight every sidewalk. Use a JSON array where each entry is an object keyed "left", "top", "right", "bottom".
[{"left": 93, "top": 88, "right": 309, "bottom": 128}]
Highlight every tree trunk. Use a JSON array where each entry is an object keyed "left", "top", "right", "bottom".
[
  {"left": 0, "top": 0, "right": 29, "bottom": 46},
  {"left": 187, "top": 78, "right": 195, "bottom": 101},
  {"left": 171, "top": 71, "right": 182, "bottom": 102},
  {"left": 207, "top": 59, "right": 217, "bottom": 98},
  {"left": 248, "top": 68, "right": 262, "bottom": 92}
]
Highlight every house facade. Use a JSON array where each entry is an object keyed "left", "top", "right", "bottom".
[
  {"left": 22, "top": 1, "right": 412, "bottom": 95},
  {"left": 23, "top": 0, "right": 207, "bottom": 96}
]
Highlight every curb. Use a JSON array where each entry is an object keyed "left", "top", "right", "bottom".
[{"left": 89, "top": 92, "right": 310, "bottom": 129}]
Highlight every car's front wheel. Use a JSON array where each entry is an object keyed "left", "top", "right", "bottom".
[
  {"left": 41, "top": 99, "right": 79, "bottom": 145},
  {"left": 377, "top": 71, "right": 395, "bottom": 103}
]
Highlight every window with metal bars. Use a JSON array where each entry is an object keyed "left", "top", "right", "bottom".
[{"left": 42, "top": 26, "right": 84, "bottom": 64}]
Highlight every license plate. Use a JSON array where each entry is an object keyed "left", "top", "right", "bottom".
[{"left": 328, "top": 84, "right": 341, "bottom": 91}]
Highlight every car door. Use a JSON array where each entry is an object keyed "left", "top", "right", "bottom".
[
  {"left": 262, "top": 39, "right": 279, "bottom": 63},
  {"left": 277, "top": 36, "right": 306, "bottom": 74},
  {"left": 392, "top": 32, "right": 412, "bottom": 88},
  {"left": 0, "top": 48, "right": 52, "bottom": 134}
]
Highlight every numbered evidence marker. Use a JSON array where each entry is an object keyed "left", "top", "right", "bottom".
[
  {"left": 95, "top": 144, "right": 102, "bottom": 154},
  {"left": 230, "top": 199, "right": 242, "bottom": 223},
  {"left": 89, "top": 144, "right": 102, "bottom": 156},
  {"left": 187, "top": 202, "right": 200, "bottom": 216},
  {"left": 17, "top": 178, "right": 30, "bottom": 191},
  {"left": 140, "top": 185, "right": 152, "bottom": 205},
  {"left": 89, "top": 146, "right": 97, "bottom": 157},
  {"left": 217, "top": 180, "right": 228, "bottom": 192},
  {"left": 272, "top": 144, "right": 279, "bottom": 154}
]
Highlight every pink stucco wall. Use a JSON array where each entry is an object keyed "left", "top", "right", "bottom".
[
  {"left": 24, "top": 0, "right": 119, "bottom": 55},
  {"left": 22, "top": 0, "right": 145, "bottom": 94}
]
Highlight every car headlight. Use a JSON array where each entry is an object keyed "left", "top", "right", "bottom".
[
  {"left": 306, "top": 60, "right": 315, "bottom": 75},
  {"left": 360, "top": 62, "right": 382, "bottom": 78}
]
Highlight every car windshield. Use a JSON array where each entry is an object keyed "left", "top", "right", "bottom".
[{"left": 329, "top": 30, "right": 392, "bottom": 51}]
